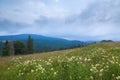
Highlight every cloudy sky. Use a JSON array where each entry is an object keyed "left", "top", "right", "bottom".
[{"left": 0, "top": 0, "right": 120, "bottom": 41}]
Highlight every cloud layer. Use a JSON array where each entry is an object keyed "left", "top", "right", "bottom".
[{"left": 0, "top": 0, "right": 120, "bottom": 41}]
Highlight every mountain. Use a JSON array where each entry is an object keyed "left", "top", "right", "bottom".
[
  {"left": 0, "top": 34, "right": 88, "bottom": 54},
  {"left": 0, "top": 34, "right": 65, "bottom": 40}
]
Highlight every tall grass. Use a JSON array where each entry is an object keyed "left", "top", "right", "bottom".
[{"left": 0, "top": 43, "right": 120, "bottom": 80}]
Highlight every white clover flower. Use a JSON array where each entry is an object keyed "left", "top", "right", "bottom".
[
  {"left": 21, "top": 73, "right": 24, "bottom": 75},
  {"left": 79, "top": 57, "right": 82, "bottom": 60},
  {"left": 41, "top": 70, "right": 44, "bottom": 73},
  {"left": 112, "top": 56, "right": 115, "bottom": 59},
  {"left": 105, "top": 65, "right": 109, "bottom": 69},
  {"left": 7, "top": 68, "right": 10, "bottom": 70},
  {"left": 36, "top": 69, "right": 39, "bottom": 72},
  {"left": 110, "top": 60, "right": 115, "bottom": 64},
  {"left": 46, "top": 62, "right": 51, "bottom": 65},
  {"left": 84, "top": 58, "right": 87, "bottom": 62},
  {"left": 90, "top": 69, "right": 93, "bottom": 72},
  {"left": 116, "top": 62, "right": 118, "bottom": 64},
  {"left": 112, "top": 74, "right": 115, "bottom": 77},
  {"left": 31, "top": 69, "right": 34, "bottom": 73},
  {"left": 77, "top": 62, "right": 79, "bottom": 64},
  {"left": 116, "top": 76, "right": 120, "bottom": 80},
  {"left": 51, "top": 68, "right": 54, "bottom": 71},
  {"left": 54, "top": 72, "right": 57, "bottom": 75},
  {"left": 49, "top": 59, "right": 52, "bottom": 61},
  {"left": 87, "top": 58, "right": 91, "bottom": 61},
  {"left": 19, "top": 72, "right": 24, "bottom": 76},
  {"left": 95, "top": 64, "right": 100, "bottom": 67},
  {"left": 90, "top": 76, "right": 94, "bottom": 80},
  {"left": 100, "top": 69, "right": 104, "bottom": 72}
]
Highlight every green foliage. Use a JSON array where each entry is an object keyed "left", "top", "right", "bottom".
[
  {"left": 34, "top": 39, "right": 85, "bottom": 52},
  {"left": 2, "top": 40, "right": 9, "bottom": 56},
  {"left": 14, "top": 41, "right": 26, "bottom": 55},
  {"left": 27, "top": 35, "right": 34, "bottom": 54},
  {"left": 9, "top": 41, "right": 15, "bottom": 56},
  {"left": 101, "top": 40, "right": 113, "bottom": 43}
]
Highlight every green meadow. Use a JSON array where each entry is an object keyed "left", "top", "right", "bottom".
[{"left": 0, "top": 42, "right": 120, "bottom": 80}]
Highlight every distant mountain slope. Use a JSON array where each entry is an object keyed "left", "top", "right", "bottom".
[
  {"left": 0, "top": 34, "right": 67, "bottom": 41},
  {"left": 0, "top": 34, "right": 88, "bottom": 53}
]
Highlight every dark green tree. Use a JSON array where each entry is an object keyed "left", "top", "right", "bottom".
[
  {"left": 2, "top": 40, "right": 9, "bottom": 56},
  {"left": 14, "top": 41, "right": 26, "bottom": 55},
  {"left": 27, "top": 35, "right": 34, "bottom": 54},
  {"left": 9, "top": 41, "right": 14, "bottom": 56}
]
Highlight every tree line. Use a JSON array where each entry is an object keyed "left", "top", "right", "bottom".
[{"left": 2, "top": 35, "right": 34, "bottom": 56}]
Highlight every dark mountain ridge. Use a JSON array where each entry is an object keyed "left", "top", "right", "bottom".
[{"left": 0, "top": 34, "right": 91, "bottom": 54}]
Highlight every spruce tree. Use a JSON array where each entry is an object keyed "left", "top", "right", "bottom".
[
  {"left": 9, "top": 41, "right": 14, "bottom": 56},
  {"left": 14, "top": 41, "right": 26, "bottom": 55},
  {"left": 2, "top": 40, "right": 9, "bottom": 56},
  {"left": 27, "top": 35, "right": 34, "bottom": 54}
]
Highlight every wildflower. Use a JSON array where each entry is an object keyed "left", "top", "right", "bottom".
[
  {"left": 112, "top": 74, "right": 115, "bottom": 77},
  {"left": 19, "top": 73, "right": 24, "bottom": 76},
  {"left": 49, "top": 59, "right": 52, "bottom": 61},
  {"left": 51, "top": 68, "right": 54, "bottom": 71},
  {"left": 84, "top": 58, "right": 87, "bottom": 62},
  {"left": 54, "top": 72, "right": 57, "bottom": 75},
  {"left": 31, "top": 69, "right": 34, "bottom": 73},
  {"left": 100, "top": 69, "right": 103, "bottom": 72},
  {"left": 105, "top": 65, "right": 109, "bottom": 68},
  {"left": 46, "top": 62, "right": 51, "bottom": 65},
  {"left": 95, "top": 64, "right": 100, "bottom": 67},
  {"left": 7, "top": 68, "right": 10, "bottom": 70},
  {"left": 36, "top": 69, "right": 39, "bottom": 72},
  {"left": 90, "top": 76, "right": 94, "bottom": 80},
  {"left": 21, "top": 73, "right": 24, "bottom": 75},
  {"left": 77, "top": 62, "right": 79, "bottom": 64},
  {"left": 87, "top": 58, "right": 91, "bottom": 61},
  {"left": 90, "top": 69, "right": 93, "bottom": 72},
  {"left": 116, "top": 76, "right": 120, "bottom": 80}
]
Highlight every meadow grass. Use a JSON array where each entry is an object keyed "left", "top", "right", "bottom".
[{"left": 0, "top": 42, "right": 120, "bottom": 80}]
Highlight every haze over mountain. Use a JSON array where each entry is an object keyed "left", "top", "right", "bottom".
[
  {"left": 0, "top": 0, "right": 120, "bottom": 41},
  {"left": 0, "top": 34, "right": 88, "bottom": 53}
]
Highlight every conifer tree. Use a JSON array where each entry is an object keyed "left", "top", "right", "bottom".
[
  {"left": 27, "top": 35, "right": 34, "bottom": 54},
  {"left": 14, "top": 41, "right": 26, "bottom": 55},
  {"left": 9, "top": 41, "right": 14, "bottom": 56},
  {"left": 2, "top": 40, "right": 9, "bottom": 56}
]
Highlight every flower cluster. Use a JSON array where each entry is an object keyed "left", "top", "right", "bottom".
[{"left": 7, "top": 47, "right": 120, "bottom": 80}]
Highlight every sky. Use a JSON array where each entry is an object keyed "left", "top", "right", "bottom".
[{"left": 0, "top": 0, "right": 120, "bottom": 41}]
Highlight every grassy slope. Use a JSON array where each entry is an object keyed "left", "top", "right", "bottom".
[{"left": 0, "top": 42, "right": 120, "bottom": 80}]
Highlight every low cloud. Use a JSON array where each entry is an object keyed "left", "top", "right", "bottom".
[{"left": 0, "top": 0, "right": 120, "bottom": 41}]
